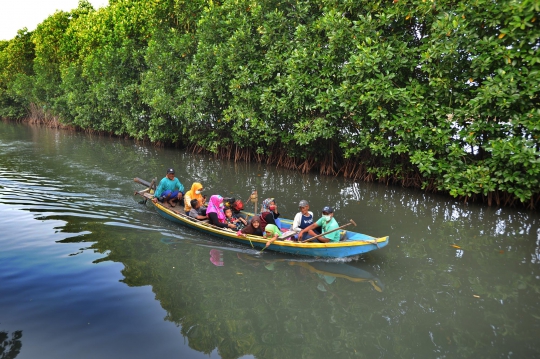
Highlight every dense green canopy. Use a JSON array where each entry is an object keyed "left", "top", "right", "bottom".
[{"left": 0, "top": 0, "right": 538, "bottom": 207}]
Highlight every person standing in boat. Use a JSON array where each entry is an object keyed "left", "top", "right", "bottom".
[
  {"left": 152, "top": 168, "right": 185, "bottom": 207},
  {"left": 259, "top": 198, "right": 282, "bottom": 231},
  {"left": 206, "top": 195, "right": 237, "bottom": 229},
  {"left": 297, "top": 206, "right": 341, "bottom": 243},
  {"left": 184, "top": 182, "right": 207, "bottom": 214}
]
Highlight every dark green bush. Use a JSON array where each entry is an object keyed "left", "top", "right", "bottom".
[{"left": 0, "top": 0, "right": 538, "bottom": 207}]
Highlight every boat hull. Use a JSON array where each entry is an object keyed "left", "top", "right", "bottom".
[{"left": 152, "top": 200, "right": 388, "bottom": 258}]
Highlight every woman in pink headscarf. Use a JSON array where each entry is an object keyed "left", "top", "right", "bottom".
[{"left": 206, "top": 195, "right": 236, "bottom": 229}]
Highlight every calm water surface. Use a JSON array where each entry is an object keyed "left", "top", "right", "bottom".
[{"left": 0, "top": 122, "right": 539, "bottom": 359}]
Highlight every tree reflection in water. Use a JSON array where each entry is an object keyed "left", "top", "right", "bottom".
[
  {"left": 0, "top": 331, "right": 22, "bottom": 359},
  {"left": 120, "top": 240, "right": 387, "bottom": 358}
]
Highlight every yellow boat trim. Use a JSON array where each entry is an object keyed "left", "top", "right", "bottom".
[{"left": 155, "top": 202, "right": 387, "bottom": 248}]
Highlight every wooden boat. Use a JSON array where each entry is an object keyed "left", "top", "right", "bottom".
[{"left": 134, "top": 177, "right": 388, "bottom": 258}]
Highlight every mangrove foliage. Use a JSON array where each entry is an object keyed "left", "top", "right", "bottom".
[{"left": 0, "top": 0, "right": 539, "bottom": 208}]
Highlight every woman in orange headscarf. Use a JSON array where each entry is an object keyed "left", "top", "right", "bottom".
[{"left": 184, "top": 182, "right": 206, "bottom": 213}]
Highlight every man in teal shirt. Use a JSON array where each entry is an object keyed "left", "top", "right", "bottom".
[
  {"left": 152, "top": 168, "right": 185, "bottom": 207},
  {"left": 297, "top": 206, "right": 340, "bottom": 243}
]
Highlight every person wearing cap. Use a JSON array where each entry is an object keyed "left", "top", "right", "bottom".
[
  {"left": 292, "top": 200, "right": 315, "bottom": 234},
  {"left": 297, "top": 206, "right": 340, "bottom": 243},
  {"left": 152, "top": 168, "right": 185, "bottom": 207}
]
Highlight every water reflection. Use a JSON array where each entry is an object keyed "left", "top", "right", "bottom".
[
  {"left": 231, "top": 251, "right": 384, "bottom": 291},
  {"left": 0, "top": 331, "right": 22, "bottom": 359},
  {"left": 209, "top": 249, "right": 224, "bottom": 266},
  {"left": 140, "top": 239, "right": 386, "bottom": 358},
  {"left": 1, "top": 122, "right": 540, "bottom": 358}
]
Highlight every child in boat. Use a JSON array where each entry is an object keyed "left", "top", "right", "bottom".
[
  {"left": 237, "top": 215, "right": 263, "bottom": 237},
  {"left": 224, "top": 207, "right": 247, "bottom": 230},
  {"left": 188, "top": 199, "right": 207, "bottom": 220},
  {"left": 263, "top": 224, "right": 282, "bottom": 248}
]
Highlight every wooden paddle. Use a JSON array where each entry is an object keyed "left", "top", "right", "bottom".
[{"left": 301, "top": 219, "right": 357, "bottom": 243}]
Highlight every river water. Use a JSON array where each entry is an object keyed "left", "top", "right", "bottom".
[{"left": 0, "top": 121, "right": 539, "bottom": 359}]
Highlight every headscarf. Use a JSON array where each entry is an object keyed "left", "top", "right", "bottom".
[
  {"left": 264, "top": 224, "right": 281, "bottom": 237},
  {"left": 206, "top": 195, "right": 226, "bottom": 223},
  {"left": 184, "top": 182, "right": 204, "bottom": 211},
  {"left": 241, "top": 215, "right": 263, "bottom": 235},
  {"left": 261, "top": 198, "right": 274, "bottom": 212}
]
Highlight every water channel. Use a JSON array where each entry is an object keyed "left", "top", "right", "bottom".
[{"left": 0, "top": 121, "right": 539, "bottom": 359}]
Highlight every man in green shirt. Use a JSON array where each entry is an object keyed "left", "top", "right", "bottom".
[{"left": 297, "top": 206, "right": 340, "bottom": 243}]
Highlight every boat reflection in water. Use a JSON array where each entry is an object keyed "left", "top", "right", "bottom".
[
  {"left": 287, "top": 260, "right": 384, "bottom": 292},
  {"left": 198, "top": 243, "right": 384, "bottom": 292},
  {"left": 155, "top": 237, "right": 386, "bottom": 358}
]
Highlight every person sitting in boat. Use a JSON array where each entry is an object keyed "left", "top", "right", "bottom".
[
  {"left": 263, "top": 224, "right": 282, "bottom": 248},
  {"left": 188, "top": 199, "right": 208, "bottom": 220},
  {"left": 292, "top": 199, "right": 315, "bottom": 233},
  {"left": 231, "top": 199, "right": 246, "bottom": 219},
  {"left": 297, "top": 206, "right": 340, "bottom": 243},
  {"left": 222, "top": 197, "right": 246, "bottom": 218},
  {"left": 206, "top": 195, "right": 237, "bottom": 230},
  {"left": 223, "top": 197, "right": 236, "bottom": 210},
  {"left": 152, "top": 168, "right": 185, "bottom": 207},
  {"left": 224, "top": 207, "right": 247, "bottom": 230},
  {"left": 237, "top": 215, "right": 263, "bottom": 237},
  {"left": 184, "top": 182, "right": 207, "bottom": 214},
  {"left": 259, "top": 198, "right": 282, "bottom": 231},
  {"left": 291, "top": 199, "right": 320, "bottom": 241}
]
